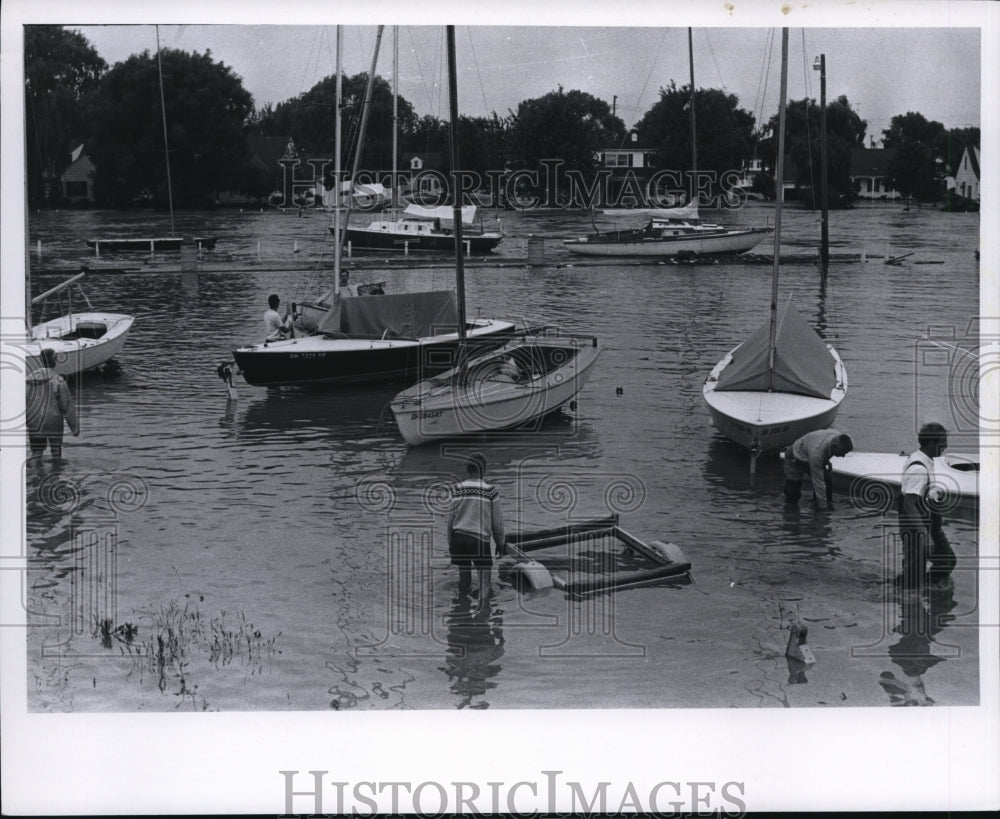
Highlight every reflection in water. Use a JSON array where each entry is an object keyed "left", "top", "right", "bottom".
[
  {"left": 880, "top": 585, "right": 957, "bottom": 706},
  {"left": 438, "top": 591, "right": 505, "bottom": 709}
]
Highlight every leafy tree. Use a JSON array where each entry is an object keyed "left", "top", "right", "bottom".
[
  {"left": 257, "top": 72, "right": 418, "bottom": 173},
  {"left": 508, "top": 86, "right": 625, "bottom": 199},
  {"left": 87, "top": 48, "right": 254, "bottom": 208},
  {"left": 882, "top": 111, "right": 948, "bottom": 201},
  {"left": 24, "top": 25, "right": 107, "bottom": 206},
  {"left": 635, "top": 80, "right": 757, "bottom": 200},
  {"left": 762, "top": 94, "right": 866, "bottom": 207}
]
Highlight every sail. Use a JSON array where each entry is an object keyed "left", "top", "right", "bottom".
[
  {"left": 714, "top": 301, "right": 837, "bottom": 399},
  {"left": 403, "top": 203, "right": 477, "bottom": 224},
  {"left": 317, "top": 290, "right": 459, "bottom": 338}
]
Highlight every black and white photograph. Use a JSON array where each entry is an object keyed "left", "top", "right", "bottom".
[{"left": 2, "top": 0, "right": 997, "bottom": 814}]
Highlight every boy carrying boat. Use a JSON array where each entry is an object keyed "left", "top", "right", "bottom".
[{"left": 898, "top": 423, "right": 955, "bottom": 591}]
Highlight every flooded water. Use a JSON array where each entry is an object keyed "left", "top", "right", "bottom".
[{"left": 19, "top": 202, "right": 982, "bottom": 712}]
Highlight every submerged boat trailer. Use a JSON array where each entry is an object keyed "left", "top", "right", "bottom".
[{"left": 503, "top": 514, "right": 691, "bottom": 597}]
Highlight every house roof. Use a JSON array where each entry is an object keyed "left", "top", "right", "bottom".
[
  {"left": 850, "top": 147, "right": 896, "bottom": 178},
  {"left": 247, "top": 136, "right": 291, "bottom": 172},
  {"left": 967, "top": 146, "right": 980, "bottom": 179}
]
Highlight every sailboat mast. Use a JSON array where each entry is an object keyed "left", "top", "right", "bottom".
[
  {"left": 766, "top": 28, "right": 789, "bottom": 386},
  {"left": 155, "top": 26, "right": 175, "bottom": 236},
  {"left": 334, "top": 25, "right": 343, "bottom": 297},
  {"left": 446, "top": 25, "right": 468, "bottom": 342},
  {"left": 688, "top": 27, "right": 697, "bottom": 204},
  {"left": 392, "top": 26, "right": 399, "bottom": 210}
]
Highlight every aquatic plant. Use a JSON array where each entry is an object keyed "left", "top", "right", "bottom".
[{"left": 91, "top": 601, "right": 280, "bottom": 709}]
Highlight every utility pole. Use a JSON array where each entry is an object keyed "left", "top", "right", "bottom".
[{"left": 814, "top": 54, "right": 829, "bottom": 282}]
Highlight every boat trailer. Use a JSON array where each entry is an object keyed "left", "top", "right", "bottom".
[{"left": 503, "top": 514, "right": 691, "bottom": 597}]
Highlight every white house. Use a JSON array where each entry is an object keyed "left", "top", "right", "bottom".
[{"left": 952, "top": 146, "right": 980, "bottom": 201}]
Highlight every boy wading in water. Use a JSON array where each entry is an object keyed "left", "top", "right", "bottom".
[{"left": 447, "top": 454, "right": 506, "bottom": 612}]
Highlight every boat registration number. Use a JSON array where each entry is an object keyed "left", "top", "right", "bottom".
[
  {"left": 288, "top": 352, "right": 326, "bottom": 359},
  {"left": 409, "top": 410, "right": 443, "bottom": 420}
]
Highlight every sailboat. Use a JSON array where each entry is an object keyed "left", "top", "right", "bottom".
[
  {"left": 231, "top": 26, "right": 514, "bottom": 388},
  {"left": 564, "top": 29, "right": 771, "bottom": 260},
  {"left": 26, "top": 271, "right": 134, "bottom": 376},
  {"left": 702, "top": 28, "right": 847, "bottom": 459},
  {"left": 339, "top": 28, "right": 503, "bottom": 256},
  {"left": 390, "top": 27, "right": 601, "bottom": 446}
]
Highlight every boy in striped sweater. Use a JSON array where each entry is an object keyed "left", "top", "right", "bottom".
[{"left": 447, "top": 454, "right": 506, "bottom": 609}]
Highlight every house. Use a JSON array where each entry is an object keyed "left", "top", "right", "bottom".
[
  {"left": 61, "top": 145, "right": 95, "bottom": 204},
  {"left": 850, "top": 147, "right": 900, "bottom": 200},
  {"left": 952, "top": 145, "right": 980, "bottom": 201},
  {"left": 596, "top": 131, "right": 657, "bottom": 205},
  {"left": 599, "top": 131, "right": 654, "bottom": 170},
  {"left": 400, "top": 153, "right": 446, "bottom": 201}
]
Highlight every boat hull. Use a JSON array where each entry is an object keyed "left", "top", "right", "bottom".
[
  {"left": 342, "top": 227, "right": 502, "bottom": 254},
  {"left": 391, "top": 334, "right": 601, "bottom": 445},
  {"left": 28, "top": 312, "right": 135, "bottom": 375},
  {"left": 828, "top": 451, "right": 979, "bottom": 519},
  {"left": 232, "top": 319, "right": 515, "bottom": 387},
  {"left": 564, "top": 227, "right": 771, "bottom": 257},
  {"left": 703, "top": 345, "right": 848, "bottom": 453}
]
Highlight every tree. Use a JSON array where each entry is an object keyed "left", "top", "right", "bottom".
[
  {"left": 87, "top": 48, "right": 254, "bottom": 208},
  {"left": 24, "top": 26, "right": 107, "bottom": 206},
  {"left": 762, "top": 94, "right": 866, "bottom": 207},
  {"left": 635, "top": 80, "right": 757, "bottom": 201},
  {"left": 882, "top": 111, "right": 948, "bottom": 202},
  {"left": 509, "top": 86, "right": 625, "bottom": 197},
  {"left": 256, "top": 72, "right": 418, "bottom": 173}
]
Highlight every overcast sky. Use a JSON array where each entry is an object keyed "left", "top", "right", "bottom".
[{"left": 9, "top": 0, "right": 983, "bottom": 145}]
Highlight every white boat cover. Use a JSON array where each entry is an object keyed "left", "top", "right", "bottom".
[
  {"left": 403, "top": 203, "right": 477, "bottom": 224},
  {"left": 714, "top": 301, "right": 838, "bottom": 399},
  {"left": 601, "top": 204, "right": 700, "bottom": 220},
  {"left": 316, "top": 290, "right": 459, "bottom": 338}
]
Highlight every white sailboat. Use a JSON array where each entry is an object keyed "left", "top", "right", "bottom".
[
  {"left": 391, "top": 27, "right": 601, "bottom": 446},
  {"left": 702, "top": 28, "right": 847, "bottom": 459},
  {"left": 231, "top": 26, "right": 513, "bottom": 388},
  {"left": 564, "top": 29, "right": 771, "bottom": 259},
  {"left": 27, "top": 272, "right": 134, "bottom": 376}
]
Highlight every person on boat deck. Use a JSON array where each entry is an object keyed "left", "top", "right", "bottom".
[
  {"left": 263, "top": 294, "right": 292, "bottom": 341},
  {"left": 447, "top": 454, "right": 506, "bottom": 610},
  {"left": 26, "top": 348, "right": 79, "bottom": 461},
  {"left": 783, "top": 429, "right": 854, "bottom": 508},
  {"left": 898, "top": 423, "right": 955, "bottom": 591}
]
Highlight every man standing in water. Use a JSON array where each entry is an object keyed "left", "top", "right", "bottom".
[
  {"left": 447, "top": 454, "right": 506, "bottom": 612},
  {"left": 783, "top": 428, "right": 854, "bottom": 508},
  {"left": 898, "top": 422, "right": 955, "bottom": 591},
  {"left": 26, "top": 348, "right": 79, "bottom": 461}
]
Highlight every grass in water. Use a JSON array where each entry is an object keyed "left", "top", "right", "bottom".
[{"left": 92, "top": 602, "right": 280, "bottom": 709}]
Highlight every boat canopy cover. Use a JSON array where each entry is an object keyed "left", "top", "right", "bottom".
[
  {"left": 316, "top": 290, "right": 459, "bottom": 339},
  {"left": 715, "top": 301, "right": 837, "bottom": 399},
  {"left": 404, "top": 204, "right": 477, "bottom": 224},
  {"left": 601, "top": 204, "right": 699, "bottom": 220}
]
